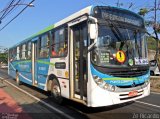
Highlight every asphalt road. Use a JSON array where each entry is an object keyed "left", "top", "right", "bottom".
[{"left": 0, "top": 69, "right": 160, "bottom": 119}]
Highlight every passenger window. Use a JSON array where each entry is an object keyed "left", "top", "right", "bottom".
[
  {"left": 39, "top": 34, "right": 50, "bottom": 58},
  {"left": 21, "top": 44, "right": 26, "bottom": 60},
  {"left": 51, "top": 28, "right": 68, "bottom": 57},
  {"left": 9, "top": 49, "right": 14, "bottom": 61},
  {"left": 17, "top": 46, "right": 20, "bottom": 60},
  {"left": 13, "top": 48, "right": 16, "bottom": 61},
  {"left": 27, "top": 42, "right": 32, "bottom": 59}
]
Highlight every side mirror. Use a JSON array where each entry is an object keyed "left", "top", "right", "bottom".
[{"left": 89, "top": 24, "right": 97, "bottom": 39}]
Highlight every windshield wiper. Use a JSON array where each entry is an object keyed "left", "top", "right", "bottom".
[
  {"left": 134, "top": 31, "right": 141, "bottom": 58},
  {"left": 104, "top": 19, "right": 123, "bottom": 42},
  {"left": 105, "top": 20, "right": 128, "bottom": 51}
]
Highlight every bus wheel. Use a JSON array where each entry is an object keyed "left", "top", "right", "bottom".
[
  {"left": 51, "top": 79, "right": 63, "bottom": 104},
  {"left": 16, "top": 72, "right": 21, "bottom": 85}
]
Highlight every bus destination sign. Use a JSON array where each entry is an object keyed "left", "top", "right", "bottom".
[
  {"left": 93, "top": 7, "right": 144, "bottom": 27},
  {"left": 101, "top": 12, "right": 141, "bottom": 27}
]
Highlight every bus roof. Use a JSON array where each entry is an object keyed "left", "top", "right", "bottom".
[
  {"left": 10, "top": 6, "right": 92, "bottom": 49},
  {"left": 10, "top": 5, "right": 143, "bottom": 49}
]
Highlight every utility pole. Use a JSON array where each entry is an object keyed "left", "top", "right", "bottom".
[
  {"left": 155, "top": 0, "right": 157, "bottom": 24},
  {"left": 116, "top": 0, "right": 123, "bottom": 8},
  {"left": 154, "top": 0, "right": 159, "bottom": 60},
  {"left": 116, "top": 0, "right": 120, "bottom": 7},
  {"left": 128, "top": 2, "right": 133, "bottom": 9}
]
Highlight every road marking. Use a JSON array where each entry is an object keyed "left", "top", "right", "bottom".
[
  {"left": 136, "top": 101, "right": 160, "bottom": 108},
  {"left": 151, "top": 92, "right": 160, "bottom": 95},
  {"left": 1, "top": 78, "right": 74, "bottom": 119}
]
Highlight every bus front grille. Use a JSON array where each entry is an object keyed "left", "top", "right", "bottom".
[
  {"left": 119, "top": 90, "right": 143, "bottom": 100},
  {"left": 120, "top": 94, "right": 142, "bottom": 100},
  {"left": 117, "top": 83, "right": 145, "bottom": 88},
  {"left": 108, "top": 69, "right": 148, "bottom": 78}
]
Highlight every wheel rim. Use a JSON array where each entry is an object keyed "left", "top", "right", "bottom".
[{"left": 52, "top": 84, "right": 61, "bottom": 99}]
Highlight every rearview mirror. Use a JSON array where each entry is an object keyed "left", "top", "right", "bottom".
[{"left": 90, "top": 24, "right": 97, "bottom": 39}]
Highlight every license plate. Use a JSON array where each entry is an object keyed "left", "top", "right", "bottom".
[{"left": 128, "top": 90, "right": 138, "bottom": 97}]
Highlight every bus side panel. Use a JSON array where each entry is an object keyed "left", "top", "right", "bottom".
[
  {"left": 36, "top": 59, "right": 50, "bottom": 90},
  {"left": 19, "top": 72, "right": 32, "bottom": 85},
  {"left": 16, "top": 61, "right": 32, "bottom": 85},
  {"left": 8, "top": 61, "right": 16, "bottom": 78},
  {"left": 47, "top": 58, "right": 70, "bottom": 99}
]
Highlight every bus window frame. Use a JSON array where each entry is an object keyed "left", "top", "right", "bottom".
[
  {"left": 16, "top": 46, "right": 21, "bottom": 61},
  {"left": 26, "top": 41, "right": 32, "bottom": 60},
  {"left": 50, "top": 26, "right": 68, "bottom": 58},
  {"left": 37, "top": 33, "right": 50, "bottom": 59},
  {"left": 21, "top": 43, "right": 27, "bottom": 60},
  {"left": 9, "top": 48, "right": 14, "bottom": 61}
]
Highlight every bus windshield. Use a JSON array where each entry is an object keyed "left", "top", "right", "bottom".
[{"left": 91, "top": 24, "right": 148, "bottom": 67}]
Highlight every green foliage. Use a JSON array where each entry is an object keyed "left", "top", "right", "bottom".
[
  {"left": 147, "top": 37, "right": 157, "bottom": 50},
  {"left": 157, "top": 25, "right": 160, "bottom": 33},
  {"left": 0, "top": 53, "right": 8, "bottom": 63},
  {"left": 138, "top": 8, "right": 148, "bottom": 16}
]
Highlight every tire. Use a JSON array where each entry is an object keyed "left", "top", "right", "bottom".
[
  {"left": 150, "top": 71, "right": 154, "bottom": 76},
  {"left": 50, "top": 79, "right": 63, "bottom": 104},
  {"left": 16, "top": 72, "right": 21, "bottom": 85}
]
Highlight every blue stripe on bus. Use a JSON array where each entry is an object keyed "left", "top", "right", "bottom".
[
  {"left": 36, "top": 59, "right": 50, "bottom": 90},
  {"left": 90, "top": 64, "right": 150, "bottom": 86},
  {"left": 9, "top": 59, "right": 50, "bottom": 90}
]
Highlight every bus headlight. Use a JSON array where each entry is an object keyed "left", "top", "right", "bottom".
[
  {"left": 96, "top": 79, "right": 104, "bottom": 85},
  {"left": 110, "top": 86, "right": 116, "bottom": 91},
  {"left": 103, "top": 83, "right": 109, "bottom": 89},
  {"left": 93, "top": 75, "right": 99, "bottom": 80},
  {"left": 93, "top": 75, "right": 116, "bottom": 92},
  {"left": 145, "top": 80, "right": 149, "bottom": 86}
]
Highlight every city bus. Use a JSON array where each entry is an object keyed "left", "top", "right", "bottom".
[{"left": 8, "top": 5, "right": 150, "bottom": 107}]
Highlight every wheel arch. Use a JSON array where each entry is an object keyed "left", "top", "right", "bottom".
[{"left": 47, "top": 74, "right": 60, "bottom": 91}]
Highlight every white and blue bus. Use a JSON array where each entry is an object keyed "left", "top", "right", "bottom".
[{"left": 8, "top": 6, "right": 150, "bottom": 107}]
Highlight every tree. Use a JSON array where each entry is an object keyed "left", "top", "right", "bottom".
[
  {"left": 138, "top": 1, "right": 160, "bottom": 60},
  {"left": 0, "top": 47, "right": 8, "bottom": 64},
  {"left": 0, "top": 53, "right": 8, "bottom": 64}
]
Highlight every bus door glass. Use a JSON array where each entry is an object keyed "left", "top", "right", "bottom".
[
  {"left": 72, "top": 22, "right": 88, "bottom": 99},
  {"left": 32, "top": 39, "right": 38, "bottom": 85}
]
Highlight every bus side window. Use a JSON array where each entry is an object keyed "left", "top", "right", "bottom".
[
  {"left": 9, "top": 49, "right": 13, "bottom": 62},
  {"left": 19, "top": 45, "right": 22, "bottom": 60},
  {"left": 39, "top": 34, "right": 50, "bottom": 58},
  {"left": 21, "top": 44, "right": 26, "bottom": 60},
  {"left": 17, "top": 46, "right": 20, "bottom": 60},
  {"left": 27, "top": 42, "right": 32, "bottom": 59},
  {"left": 12, "top": 48, "right": 16, "bottom": 61},
  {"left": 51, "top": 28, "right": 68, "bottom": 57}
]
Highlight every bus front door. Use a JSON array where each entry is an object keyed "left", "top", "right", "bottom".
[
  {"left": 32, "top": 40, "right": 38, "bottom": 86},
  {"left": 70, "top": 22, "right": 88, "bottom": 101}
]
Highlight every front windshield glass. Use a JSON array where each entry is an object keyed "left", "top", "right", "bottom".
[{"left": 91, "top": 24, "right": 148, "bottom": 67}]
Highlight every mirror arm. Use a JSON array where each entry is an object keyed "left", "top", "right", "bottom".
[
  {"left": 88, "top": 42, "right": 96, "bottom": 53},
  {"left": 88, "top": 16, "right": 98, "bottom": 23}
]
